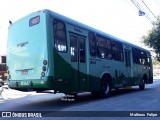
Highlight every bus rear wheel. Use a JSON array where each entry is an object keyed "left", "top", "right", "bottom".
[
  {"left": 139, "top": 79, "right": 145, "bottom": 90},
  {"left": 139, "top": 84, "right": 145, "bottom": 90},
  {"left": 139, "top": 77, "right": 146, "bottom": 90},
  {"left": 91, "top": 77, "right": 111, "bottom": 98},
  {"left": 100, "top": 77, "right": 111, "bottom": 97}
]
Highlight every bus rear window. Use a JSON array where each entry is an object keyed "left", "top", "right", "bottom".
[{"left": 29, "top": 16, "right": 40, "bottom": 26}]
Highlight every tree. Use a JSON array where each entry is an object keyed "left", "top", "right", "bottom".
[
  {"left": 152, "top": 58, "right": 160, "bottom": 66},
  {"left": 142, "top": 17, "right": 160, "bottom": 61}
]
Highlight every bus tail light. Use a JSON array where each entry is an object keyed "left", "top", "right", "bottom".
[
  {"left": 41, "top": 72, "right": 45, "bottom": 77},
  {"left": 42, "top": 66, "right": 46, "bottom": 71},
  {"left": 41, "top": 60, "right": 48, "bottom": 78},
  {"left": 43, "top": 60, "right": 48, "bottom": 65}
]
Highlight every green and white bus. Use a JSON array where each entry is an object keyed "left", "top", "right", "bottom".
[{"left": 7, "top": 9, "right": 153, "bottom": 97}]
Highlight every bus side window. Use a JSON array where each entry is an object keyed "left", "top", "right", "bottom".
[
  {"left": 53, "top": 20, "right": 67, "bottom": 52},
  {"left": 97, "top": 36, "right": 112, "bottom": 59},
  {"left": 141, "top": 51, "right": 148, "bottom": 65},
  {"left": 132, "top": 48, "right": 141, "bottom": 64},
  {"left": 89, "top": 32, "right": 97, "bottom": 57},
  {"left": 112, "top": 41, "right": 123, "bottom": 61}
]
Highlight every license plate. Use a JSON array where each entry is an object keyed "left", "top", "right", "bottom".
[
  {"left": 21, "top": 70, "right": 28, "bottom": 75},
  {"left": 20, "top": 81, "right": 30, "bottom": 86}
]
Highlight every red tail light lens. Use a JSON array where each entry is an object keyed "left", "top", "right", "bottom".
[
  {"left": 42, "top": 66, "right": 46, "bottom": 71},
  {"left": 43, "top": 60, "right": 48, "bottom": 65},
  {"left": 41, "top": 60, "right": 47, "bottom": 78},
  {"left": 41, "top": 72, "right": 45, "bottom": 77}
]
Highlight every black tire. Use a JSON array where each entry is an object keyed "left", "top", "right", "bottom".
[
  {"left": 139, "top": 84, "right": 145, "bottom": 90},
  {"left": 100, "top": 77, "right": 111, "bottom": 97},
  {"left": 139, "top": 77, "right": 146, "bottom": 90}
]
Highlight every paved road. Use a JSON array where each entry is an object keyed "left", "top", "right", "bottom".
[{"left": 0, "top": 79, "right": 160, "bottom": 120}]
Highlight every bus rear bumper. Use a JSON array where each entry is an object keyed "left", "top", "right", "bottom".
[{"left": 8, "top": 77, "right": 53, "bottom": 91}]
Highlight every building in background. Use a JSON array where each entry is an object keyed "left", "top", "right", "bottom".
[{"left": 0, "top": 55, "right": 7, "bottom": 80}]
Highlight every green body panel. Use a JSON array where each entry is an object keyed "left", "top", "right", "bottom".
[
  {"left": 89, "top": 75, "right": 101, "bottom": 91},
  {"left": 8, "top": 50, "right": 152, "bottom": 94},
  {"left": 54, "top": 52, "right": 70, "bottom": 80},
  {"left": 53, "top": 51, "right": 71, "bottom": 93},
  {"left": 53, "top": 52, "right": 89, "bottom": 94}
]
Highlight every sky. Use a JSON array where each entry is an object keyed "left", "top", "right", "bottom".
[{"left": 0, "top": 0, "right": 160, "bottom": 55}]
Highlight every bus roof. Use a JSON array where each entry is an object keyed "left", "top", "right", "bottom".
[
  {"left": 12, "top": 9, "right": 150, "bottom": 53},
  {"left": 47, "top": 9, "right": 149, "bottom": 52}
]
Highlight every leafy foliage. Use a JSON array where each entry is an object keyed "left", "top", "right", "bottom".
[
  {"left": 152, "top": 59, "right": 160, "bottom": 66},
  {"left": 142, "top": 17, "right": 160, "bottom": 61}
]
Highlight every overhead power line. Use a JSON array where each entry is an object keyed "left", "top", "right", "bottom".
[
  {"left": 131, "top": 0, "right": 143, "bottom": 11},
  {"left": 142, "top": 0, "right": 157, "bottom": 20},
  {"left": 130, "top": 0, "right": 155, "bottom": 25}
]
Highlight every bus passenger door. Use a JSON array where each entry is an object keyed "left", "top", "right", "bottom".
[
  {"left": 124, "top": 49, "right": 133, "bottom": 84},
  {"left": 70, "top": 33, "right": 87, "bottom": 92}
]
